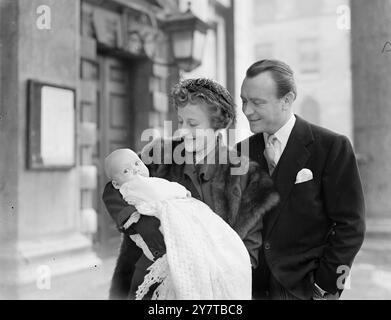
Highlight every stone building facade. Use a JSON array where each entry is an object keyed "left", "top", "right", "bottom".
[
  {"left": 0, "top": 0, "right": 236, "bottom": 297},
  {"left": 252, "top": 0, "right": 353, "bottom": 140},
  {"left": 251, "top": 0, "right": 391, "bottom": 230},
  {"left": 351, "top": 0, "right": 391, "bottom": 226}
]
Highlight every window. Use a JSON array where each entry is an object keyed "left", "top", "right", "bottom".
[{"left": 297, "top": 38, "right": 320, "bottom": 74}]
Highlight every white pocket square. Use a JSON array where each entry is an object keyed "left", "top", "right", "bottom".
[{"left": 295, "top": 168, "right": 313, "bottom": 184}]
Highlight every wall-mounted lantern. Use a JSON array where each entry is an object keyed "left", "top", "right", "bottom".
[{"left": 163, "top": 4, "right": 209, "bottom": 72}]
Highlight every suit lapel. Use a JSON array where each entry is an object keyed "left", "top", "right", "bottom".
[
  {"left": 265, "top": 116, "right": 314, "bottom": 237},
  {"left": 248, "top": 133, "right": 268, "bottom": 170}
]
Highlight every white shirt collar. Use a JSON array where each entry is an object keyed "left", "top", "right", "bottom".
[{"left": 263, "top": 113, "right": 296, "bottom": 151}]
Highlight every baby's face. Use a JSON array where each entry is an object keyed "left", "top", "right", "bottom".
[{"left": 111, "top": 157, "right": 149, "bottom": 188}]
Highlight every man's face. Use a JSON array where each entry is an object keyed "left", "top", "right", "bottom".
[{"left": 240, "top": 71, "right": 287, "bottom": 135}]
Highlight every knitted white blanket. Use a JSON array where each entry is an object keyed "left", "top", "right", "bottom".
[{"left": 120, "top": 176, "right": 252, "bottom": 300}]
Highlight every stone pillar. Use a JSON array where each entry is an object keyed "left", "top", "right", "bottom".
[
  {"left": 0, "top": 0, "right": 20, "bottom": 299},
  {"left": 0, "top": 0, "right": 100, "bottom": 298},
  {"left": 351, "top": 0, "right": 391, "bottom": 229},
  {"left": 234, "top": 0, "right": 254, "bottom": 142},
  {"left": 79, "top": 33, "right": 99, "bottom": 237}
]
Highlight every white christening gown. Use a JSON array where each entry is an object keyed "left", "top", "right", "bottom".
[{"left": 119, "top": 175, "right": 252, "bottom": 300}]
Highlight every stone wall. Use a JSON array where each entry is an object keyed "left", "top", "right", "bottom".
[
  {"left": 0, "top": 0, "right": 20, "bottom": 298},
  {"left": 252, "top": 0, "right": 353, "bottom": 141},
  {"left": 0, "top": 0, "right": 101, "bottom": 298},
  {"left": 351, "top": 0, "right": 391, "bottom": 218},
  {"left": 17, "top": 0, "right": 81, "bottom": 238}
]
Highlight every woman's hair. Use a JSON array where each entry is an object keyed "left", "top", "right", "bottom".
[{"left": 171, "top": 78, "right": 237, "bottom": 130}]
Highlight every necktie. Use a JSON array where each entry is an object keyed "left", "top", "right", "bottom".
[{"left": 264, "top": 134, "right": 278, "bottom": 175}]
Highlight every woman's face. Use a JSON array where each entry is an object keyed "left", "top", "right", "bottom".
[{"left": 177, "top": 103, "right": 216, "bottom": 153}]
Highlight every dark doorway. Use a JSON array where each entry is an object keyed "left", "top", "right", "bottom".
[{"left": 95, "top": 55, "right": 135, "bottom": 249}]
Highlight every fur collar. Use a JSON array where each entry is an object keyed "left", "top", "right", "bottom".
[{"left": 141, "top": 139, "right": 279, "bottom": 239}]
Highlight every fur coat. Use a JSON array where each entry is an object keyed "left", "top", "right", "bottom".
[
  {"left": 103, "top": 139, "right": 279, "bottom": 299},
  {"left": 141, "top": 139, "right": 280, "bottom": 262}
]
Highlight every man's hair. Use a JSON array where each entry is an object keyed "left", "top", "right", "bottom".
[{"left": 246, "top": 59, "right": 297, "bottom": 100}]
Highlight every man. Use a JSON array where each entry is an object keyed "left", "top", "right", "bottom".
[{"left": 238, "top": 59, "right": 365, "bottom": 300}]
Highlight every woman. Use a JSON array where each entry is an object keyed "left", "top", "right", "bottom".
[{"left": 102, "top": 78, "right": 279, "bottom": 299}]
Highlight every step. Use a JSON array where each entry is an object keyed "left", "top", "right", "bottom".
[{"left": 365, "top": 217, "right": 391, "bottom": 238}]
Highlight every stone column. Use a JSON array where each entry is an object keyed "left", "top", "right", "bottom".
[
  {"left": 0, "top": 0, "right": 100, "bottom": 298},
  {"left": 79, "top": 33, "right": 99, "bottom": 237},
  {"left": 0, "top": 0, "right": 20, "bottom": 299},
  {"left": 351, "top": 0, "right": 391, "bottom": 230}
]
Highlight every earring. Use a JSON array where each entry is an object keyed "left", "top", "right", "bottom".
[{"left": 216, "top": 129, "right": 226, "bottom": 146}]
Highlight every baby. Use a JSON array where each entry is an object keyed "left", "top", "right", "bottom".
[
  {"left": 104, "top": 148, "right": 189, "bottom": 261},
  {"left": 104, "top": 148, "right": 251, "bottom": 300}
]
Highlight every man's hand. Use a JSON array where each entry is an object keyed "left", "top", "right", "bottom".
[
  {"left": 313, "top": 283, "right": 339, "bottom": 300},
  {"left": 131, "top": 215, "right": 166, "bottom": 260}
]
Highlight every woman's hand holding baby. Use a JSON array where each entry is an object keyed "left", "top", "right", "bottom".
[{"left": 132, "top": 215, "right": 166, "bottom": 260}]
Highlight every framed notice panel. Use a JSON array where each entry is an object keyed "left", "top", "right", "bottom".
[{"left": 27, "top": 80, "right": 76, "bottom": 170}]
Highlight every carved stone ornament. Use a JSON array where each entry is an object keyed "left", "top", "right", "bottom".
[{"left": 123, "top": 7, "right": 159, "bottom": 58}]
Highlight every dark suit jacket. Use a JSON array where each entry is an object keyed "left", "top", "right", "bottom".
[{"left": 237, "top": 115, "right": 365, "bottom": 300}]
